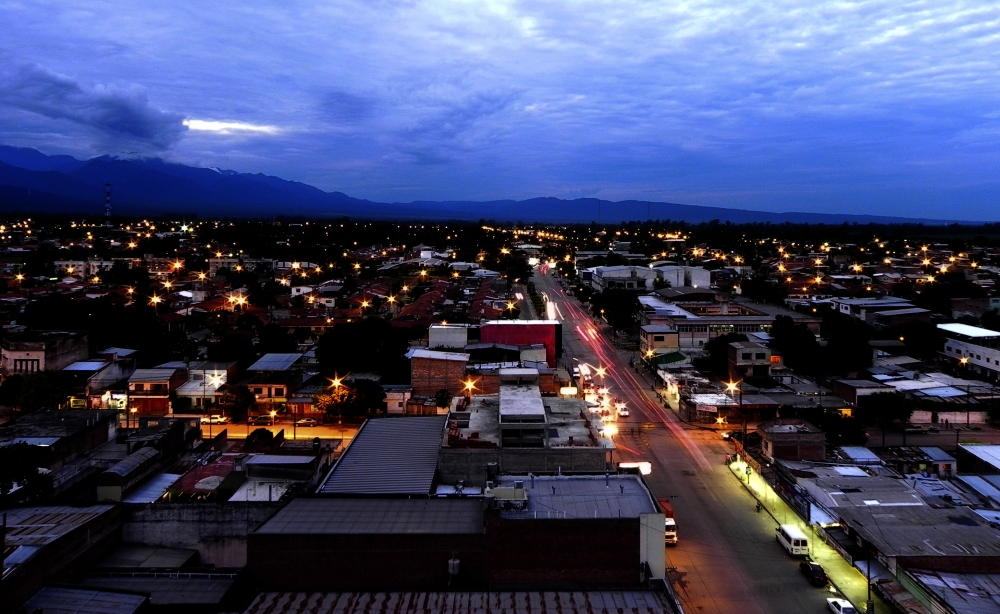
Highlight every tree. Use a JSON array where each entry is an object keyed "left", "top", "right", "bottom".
[
  {"left": 18, "top": 371, "right": 72, "bottom": 411},
  {"left": 856, "top": 392, "right": 915, "bottom": 446},
  {"left": 208, "top": 332, "right": 257, "bottom": 364},
  {"left": 435, "top": 388, "right": 454, "bottom": 410},
  {"left": 692, "top": 333, "right": 748, "bottom": 378},
  {"left": 316, "top": 317, "right": 412, "bottom": 384},
  {"left": 770, "top": 315, "right": 821, "bottom": 374},
  {"left": 314, "top": 379, "right": 386, "bottom": 421},
  {"left": 590, "top": 289, "right": 640, "bottom": 332},
  {"left": 0, "top": 443, "right": 53, "bottom": 501},
  {"left": 219, "top": 383, "right": 256, "bottom": 422}
]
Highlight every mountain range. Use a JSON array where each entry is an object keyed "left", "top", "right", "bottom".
[{"left": 0, "top": 145, "right": 976, "bottom": 225}]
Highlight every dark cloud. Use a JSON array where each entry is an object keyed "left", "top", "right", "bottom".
[{"left": 0, "top": 63, "right": 185, "bottom": 150}]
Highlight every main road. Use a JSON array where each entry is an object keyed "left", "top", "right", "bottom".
[{"left": 533, "top": 270, "right": 841, "bottom": 614}]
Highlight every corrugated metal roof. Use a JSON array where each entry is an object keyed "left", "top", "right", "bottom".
[
  {"left": 248, "top": 353, "right": 303, "bottom": 371},
  {"left": 244, "top": 591, "right": 674, "bottom": 614},
  {"left": 123, "top": 473, "right": 182, "bottom": 503},
  {"left": 129, "top": 368, "right": 179, "bottom": 382},
  {"left": 254, "top": 498, "right": 483, "bottom": 535},
  {"left": 21, "top": 587, "right": 147, "bottom": 614},
  {"left": 318, "top": 416, "right": 446, "bottom": 495}
]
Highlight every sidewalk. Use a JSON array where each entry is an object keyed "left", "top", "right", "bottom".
[{"left": 726, "top": 458, "right": 892, "bottom": 614}]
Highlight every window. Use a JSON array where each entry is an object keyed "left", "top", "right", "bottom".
[
  {"left": 133, "top": 383, "right": 145, "bottom": 391},
  {"left": 742, "top": 353, "right": 752, "bottom": 360},
  {"left": 397, "top": 401, "right": 403, "bottom": 407},
  {"left": 755, "top": 353, "right": 766, "bottom": 359},
  {"left": 653, "top": 335, "right": 664, "bottom": 342},
  {"left": 253, "top": 387, "right": 264, "bottom": 395},
  {"left": 274, "top": 388, "right": 285, "bottom": 397}
]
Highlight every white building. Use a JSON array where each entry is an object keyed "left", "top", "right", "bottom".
[
  {"left": 651, "top": 265, "right": 711, "bottom": 289},
  {"left": 588, "top": 266, "right": 660, "bottom": 292},
  {"left": 939, "top": 323, "right": 1000, "bottom": 379}
]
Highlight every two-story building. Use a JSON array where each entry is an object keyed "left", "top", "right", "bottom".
[
  {"left": 128, "top": 368, "right": 187, "bottom": 414},
  {"left": 638, "top": 325, "right": 679, "bottom": 356},
  {"left": 727, "top": 341, "right": 772, "bottom": 381},
  {"left": 2, "top": 331, "right": 89, "bottom": 375},
  {"left": 939, "top": 322, "right": 1000, "bottom": 379}
]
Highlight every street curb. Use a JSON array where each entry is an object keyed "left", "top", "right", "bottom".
[{"left": 726, "top": 464, "right": 854, "bottom": 607}]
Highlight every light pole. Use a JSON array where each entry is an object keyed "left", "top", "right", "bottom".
[
  {"left": 130, "top": 407, "right": 137, "bottom": 430},
  {"left": 727, "top": 380, "right": 745, "bottom": 443}
]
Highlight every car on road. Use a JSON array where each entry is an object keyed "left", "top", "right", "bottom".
[
  {"left": 827, "top": 598, "right": 858, "bottom": 614},
  {"left": 799, "top": 561, "right": 827, "bottom": 586},
  {"left": 904, "top": 424, "right": 927, "bottom": 433},
  {"left": 251, "top": 415, "right": 274, "bottom": 426},
  {"left": 200, "top": 415, "right": 228, "bottom": 425},
  {"left": 927, "top": 426, "right": 940, "bottom": 433},
  {"left": 295, "top": 418, "right": 318, "bottom": 427},
  {"left": 721, "top": 431, "right": 731, "bottom": 440},
  {"left": 617, "top": 405, "right": 630, "bottom": 417}
]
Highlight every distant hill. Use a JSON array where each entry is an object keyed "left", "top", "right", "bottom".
[{"left": 0, "top": 145, "right": 976, "bottom": 224}]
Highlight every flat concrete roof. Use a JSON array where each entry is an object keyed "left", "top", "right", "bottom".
[
  {"left": 499, "top": 384, "right": 546, "bottom": 418},
  {"left": 493, "top": 474, "right": 657, "bottom": 519}
]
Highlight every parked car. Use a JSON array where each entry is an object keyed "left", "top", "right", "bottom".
[
  {"left": 904, "top": 424, "right": 926, "bottom": 434},
  {"left": 721, "top": 431, "right": 732, "bottom": 440},
  {"left": 200, "top": 415, "right": 228, "bottom": 425},
  {"left": 799, "top": 561, "right": 827, "bottom": 586},
  {"left": 251, "top": 415, "right": 274, "bottom": 426},
  {"left": 827, "top": 598, "right": 858, "bottom": 614},
  {"left": 295, "top": 418, "right": 318, "bottom": 427},
  {"left": 927, "top": 426, "right": 940, "bottom": 433}
]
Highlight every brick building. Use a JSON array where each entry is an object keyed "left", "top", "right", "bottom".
[
  {"left": 757, "top": 419, "right": 825, "bottom": 462},
  {"left": 408, "top": 349, "right": 470, "bottom": 396}
]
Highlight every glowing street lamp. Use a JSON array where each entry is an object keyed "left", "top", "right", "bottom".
[
  {"left": 726, "top": 380, "right": 746, "bottom": 441},
  {"left": 172, "top": 261, "right": 183, "bottom": 271}
]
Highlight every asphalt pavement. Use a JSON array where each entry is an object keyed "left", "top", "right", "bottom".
[{"left": 535, "top": 270, "right": 856, "bottom": 614}]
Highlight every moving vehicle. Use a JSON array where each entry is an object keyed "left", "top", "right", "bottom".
[
  {"left": 799, "top": 561, "right": 827, "bottom": 586},
  {"left": 721, "top": 431, "right": 731, "bottom": 440},
  {"left": 251, "top": 415, "right": 274, "bottom": 426},
  {"left": 295, "top": 418, "right": 318, "bottom": 427},
  {"left": 826, "top": 598, "right": 858, "bottom": 614},
  {"left": 658, "top": 498, "right": 677, "bottom": 545},
  {"left": 776, "top": 524, "right": 809, "bottom": 556},
  {"left": 904, "top": 424, "right": 927, "bottom": 434},
  {"left": 616, "top": 402, "right": 629, "bottom": 417},
  {"left": 200, "top": 415, "right": 228, "bottom": 425}
]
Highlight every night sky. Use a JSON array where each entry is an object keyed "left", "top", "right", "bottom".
[{"left": 2, "top": 1, "right": 999, "bottom": 220}]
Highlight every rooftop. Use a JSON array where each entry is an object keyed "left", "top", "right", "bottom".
[
  {"left": 254, "top": 497, "right": 484, "bottom": 535},
  {"left": 248, "top": 353, "right": 304, "bottom": 371},
  {"left": 405, "top": 348, "right": 470, "bottom": 362},
  {"left": 836, "top": 505, "right": 1000, "bottom": 558},
  {"left": 499, "top": 384, "right": 546, "bottom": 419},
  {"left": 959, "top": 444, "right": 1000, "bottom": 471},
  {"left": 0, "top": 409, "right": 117, "bottom": 443},
  {"left": 20, "top": 587, "right": 147, "bottom": 614},
  {"left": 243, "top": 591, "right": 676, "bottom": 614},
  {"left": 129, "top": 368, "right": 179, "bottom": 383},
  {"left": 317, "top": 416, "right": 446, "bottom": 495},
  {"left": 492, "top": 474, "right": 658, "bottom": 519},
  {"left": 938, "top": 322, "right": 1000, "bottom": 339}
]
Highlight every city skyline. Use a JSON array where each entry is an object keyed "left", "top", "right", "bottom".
[{"left": 2, "top": 1, "right": 1000, "bottom": 220}]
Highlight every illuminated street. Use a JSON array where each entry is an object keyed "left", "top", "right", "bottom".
[{"left": 535, "top": 269, "right": 853, "bottom": 614}]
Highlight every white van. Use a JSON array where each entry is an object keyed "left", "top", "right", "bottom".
[{"left": 776, "top": 524, "right": 809, "bottom": 557}]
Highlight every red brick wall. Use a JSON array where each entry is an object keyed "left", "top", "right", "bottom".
[{"left": 411, "top": 356, "right": 469, "bottom": 397}]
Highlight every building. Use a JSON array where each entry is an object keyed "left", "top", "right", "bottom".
[
  {"left": 479, "top": 320, "right": 561, "bottom": 367},
  {"left": 247, "top": 473, "right": 663, "bottom": 592},
  {"left": 0, "top": 409, "right": 119, "bottom": 470},
  {"left": 652, "top": 265, "right": 711, "bottom": 288},
  {"left": 831, "top": 297, "right": 916, "bottom": 323},
  {"left": 428, "top": 323, "right": 470, "bottom": 349},
  {"left": 757, "top": 419, "right": 825, "bottom": 462},
  {"left": 439, "top": 368, "right": 612, "bottom": 486},
  {"left": 128, "top": 368, "right": 187, "bottom": 414},
  {"left": 871, "top": 307, "right": 932, "bottom": 329},
  {"left": 587, "top": 266, "right": 660, "bottom": 292},
  {"left": 829, "top": 379, "right": 895, "bottom": 405},
  {"left": 246, "top": 353, "right": 305, "bottom": 411},
  {"left": 408, "top": 348, "right": 470, "bottom": 397},
  {"left": 939, "top": 323, "right": 1000, "bottom": 379},
  {"left": 639, "top": 294, "right": 820, "bottom": 349},
  {"left": 2, "top": 330, "right": 89, "bottom": 374},
  {"left": 17, "top": 587, "right": 148, "bottom": 614},
  {"left": 727, "top": 341, "right": 772, "bottom": 380},
  {"left": 173, "top": 360, "right": 238, "bottom": 410},
  {"left": 639, "top": 325, "right": 679, "bottom": 356},
  {"left": 0, "top": 505, "right": 121, "bottom": 611}
]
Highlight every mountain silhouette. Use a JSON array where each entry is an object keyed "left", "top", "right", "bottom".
[{"left": 0, "top": 145, "right": 974, "bottom": 224}]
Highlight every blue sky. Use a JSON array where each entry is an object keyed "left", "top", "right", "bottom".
[{"left": 2, "top": 1, "right": 999, "bottom": 220}]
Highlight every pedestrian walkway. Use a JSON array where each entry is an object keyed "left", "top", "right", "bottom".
[{"left": 726, "top": 459, "right": 891, "bottom": 614}]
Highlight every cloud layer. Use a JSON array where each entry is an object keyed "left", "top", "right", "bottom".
[{"left": 2, "top": 1, "right": 1000, "bottom": 219}]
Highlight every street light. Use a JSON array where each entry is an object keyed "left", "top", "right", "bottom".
[{"left": 727, "top": 380, "right": 745, "bottom": 443}]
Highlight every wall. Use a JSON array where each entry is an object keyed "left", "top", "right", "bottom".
[
  {"left": 411, "top": 355, "right": 469, "bottom": 396},
  {"left": 438, "top": 447, "right": 611, "bottom": 486},
  {"left": 121, "top": 502, "right": 283, "bottom": 567},
  {"left": 480, "top": 323, "right": 559, "bottom": 367},
  {"left": 429, "top": 326, "right": 469, "bottom": 349}
]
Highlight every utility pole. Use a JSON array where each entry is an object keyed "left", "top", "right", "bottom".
[{"left": 104, "top": 182, "right": 112, "bottom": 228}]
